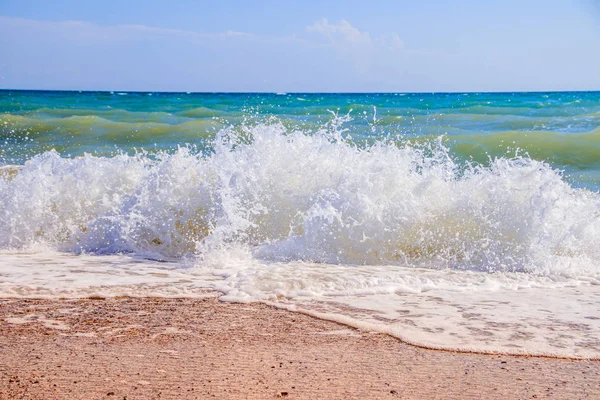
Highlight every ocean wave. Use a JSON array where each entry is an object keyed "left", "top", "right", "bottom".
[
  {"left": 31, "top": 107, "right": 183, "bottom": 123},
  {"left": 1, "top": 119, "right": 599, "bottom": 278},
  {"left": 0, "top": 113, "right": 218, "bottom": 139},
  {"left": 448, "top": 127, "right": 600, "bottom": 168},
  {"left": 178, "top": 106, "right": 227, "bottom": 118}
]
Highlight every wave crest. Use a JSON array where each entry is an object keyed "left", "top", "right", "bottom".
[{"left": 1, "top": 120, "right": 599, "bottom": 276}]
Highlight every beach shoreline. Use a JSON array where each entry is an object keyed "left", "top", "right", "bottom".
[{"left": 1, "top": 297, "right": 598, "bottom": 399}]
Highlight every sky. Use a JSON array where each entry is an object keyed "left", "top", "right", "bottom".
[{"left": 1, "top": 0, "right": 599, "bottom": 92}]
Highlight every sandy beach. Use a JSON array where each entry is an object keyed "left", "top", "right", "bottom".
[{"left": 1, "top": 297, "right": 598, "bottom": 399}]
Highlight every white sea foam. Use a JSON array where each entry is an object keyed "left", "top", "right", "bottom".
[
  {"left": 2, "top": 119, "right": 599, "bottom": 273},
  {"left": 1, "top": 118, "right": 600, "bottom": 357}
]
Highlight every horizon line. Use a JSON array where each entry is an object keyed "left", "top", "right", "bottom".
[{"left": 1, "top": 88, "right": 600, "bottom": 95}]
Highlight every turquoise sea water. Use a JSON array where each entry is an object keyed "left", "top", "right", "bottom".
[
  {"left": 2, "top": 90, "right": 600, "bottom": 189},
  {"left": 2, "top": 90, "right": 600, "bottom": 358}
]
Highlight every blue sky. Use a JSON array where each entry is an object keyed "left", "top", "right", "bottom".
[{"left": 1, "top": 0, "right": 599, "bottom": 92}]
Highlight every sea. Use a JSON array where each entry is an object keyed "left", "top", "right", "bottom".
[{"left": 1, "top": 90, "right": 600, "bottom": 358}]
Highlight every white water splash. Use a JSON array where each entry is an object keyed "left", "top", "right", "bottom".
[{"left": 2, "top": 119, "right": 599, "bottom": 274}]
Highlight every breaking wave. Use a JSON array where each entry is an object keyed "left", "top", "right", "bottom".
[{"left": 1, "top": 119, "right": 599, "bottom": 278}]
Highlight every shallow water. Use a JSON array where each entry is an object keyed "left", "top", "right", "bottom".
[{"left": 1, "top": 90, "right": 599, "bottom": 358}]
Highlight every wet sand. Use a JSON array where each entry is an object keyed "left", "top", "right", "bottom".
[{"left": 1, "top": 297, "right": 599, "bottom": 399}]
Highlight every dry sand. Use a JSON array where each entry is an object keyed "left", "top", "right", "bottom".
[{"left": 1, "top": 297, "right": 598, "bottom": 399}]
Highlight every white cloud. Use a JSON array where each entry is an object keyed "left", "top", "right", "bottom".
[
  {"left": 0, "top": 16, "right": 262, "bottom": 42},
  {"left": 306, "top": 18, "right": 403, "bottom": 50},
  {"left": 306, "top": 18, "right": 370, "bottom": 44}
]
